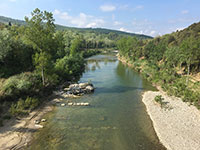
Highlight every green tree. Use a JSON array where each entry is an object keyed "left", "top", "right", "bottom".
[
  {"left": 180, "top": 37, "right": 200, "bottom": 85},
  {"left": 24, "top": 8, "right": 55, "bottom": 86}
]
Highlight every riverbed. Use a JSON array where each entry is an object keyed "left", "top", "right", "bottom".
[{"left": 27, "top": 54, "right": 165, "bottom": 150}]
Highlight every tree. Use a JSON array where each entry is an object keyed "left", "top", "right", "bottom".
[
  {"left": 24, "top": 8, "right": 55, "bottom": 86},
  {"left": 180, "top": 37, "right": 200, "bottom": 85},
  {"left": 70, "top": 37, "right": 84, "bottom": 56}
]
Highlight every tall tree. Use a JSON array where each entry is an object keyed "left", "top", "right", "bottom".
[
  {"left": 180, "top": 37, "right": 200, "bottom": 85},
  {"left": 24, "top": 8, "right": 55, "bottom": 86}
]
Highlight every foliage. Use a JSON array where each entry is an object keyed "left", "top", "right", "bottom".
[
  {"left": 0, "top": 72, "right": 41, "bottom": 100},
  {"left": 55, "top": 54, "right": 85, "bottom": 80},
  {"left": 154, "top": 95, "right": 165, "bottom": 107},
  {"left": 9, "top": 97, "right": 39, "bottom": 116},
  {"left": 117, "top": 21, "right": 200, "bottom": 108}
]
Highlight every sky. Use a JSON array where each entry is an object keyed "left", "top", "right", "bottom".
[{"left": 0, "top": 0, "right": 199, "bottom": 37}]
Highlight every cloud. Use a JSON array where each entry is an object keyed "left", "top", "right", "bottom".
[
  {"left": 119, "top": 27, "right": 132, "bottom": 33},
  {"left": 174, "top": 27, "right": 185, "bottom": 31},
  {"left": 53, "top": 9, "right": 105, "bottom": 28},
  {"left": 100, "top": 4, "right": 116, "bottom": 12},
  {"left": 135, "top": 30, "right": 158, "bottom": 37},
  {"left": 181, "top": 10, "right": 189, "bottom": 14},
  {"left": 149, "top": 30, "right": 156, "bottom": 36}
]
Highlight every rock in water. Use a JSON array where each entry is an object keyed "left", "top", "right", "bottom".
[
  {"left": 79, "top": 82, "right": 89, "bottom": 89},
  {"left": 61, "top": 103, "right": 66, "bottom": 107},
  {"left": 41, "top": 119, "right": 46, "bottom": 122},
  {"left": 85, "top": 85, "right": 94, "bottom": 92},
  {"left": 34, "top": 120, "right": 40, "bottom": 124}
]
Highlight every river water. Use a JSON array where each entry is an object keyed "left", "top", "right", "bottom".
[{"left": 27, "top": 54, "right": 165, "bottom": 150}]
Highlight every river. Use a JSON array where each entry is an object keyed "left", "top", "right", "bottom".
[{"left": 27, "top": 54, "right": 165, "bottom": 150}]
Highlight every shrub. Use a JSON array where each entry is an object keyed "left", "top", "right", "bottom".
[
  {"left": 9, "top": 97, "right": 40, "bottom": 116},
  {"left": 25, "top": 97, "right": 40, "bottom": 110},
  {"left": 154, "top": 95, "right": 165, "bottom": 107},
  {"left": 0, "top": 72, "right": 42, "bottom": 99}
]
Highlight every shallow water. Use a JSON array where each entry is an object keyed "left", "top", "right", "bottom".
[{"left": 27, "top": 54, "right": 165, "bottom": 150}]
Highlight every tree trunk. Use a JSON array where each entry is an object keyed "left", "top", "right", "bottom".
[
  {"left": 42, "top": 66, "right": 45, "bottom": 86},
  {"left": 186, "top": 63, "right": 190, "bottom": 86}
]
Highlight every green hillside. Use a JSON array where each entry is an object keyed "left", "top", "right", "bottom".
[
  {"left": 0, "top": 15, "right": 152, "bottom": 39},
  {"left": 117, "top": 21, "right": 200, "bottom": 108}
]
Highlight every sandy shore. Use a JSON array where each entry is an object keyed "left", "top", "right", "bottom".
[
  {"left": 0, "top": 97, "right": 57, "bottom": 150},
  {"left": 142, "top": 90, "right": 200, "bottom": 150}
]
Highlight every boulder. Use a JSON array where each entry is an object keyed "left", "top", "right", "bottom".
[
  {"left": 79, "top": 82, "right": 89, "bottom": 89},
  {"left": 69, "top": 84, "right": 79, "bottom": 90},
  {"left": 85, "top": 85, "right": 94, "bottom": 92}
]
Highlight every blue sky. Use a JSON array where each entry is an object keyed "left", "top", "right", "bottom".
[{"left": 0, "top": 0, "right": 199, "bottom": 36}]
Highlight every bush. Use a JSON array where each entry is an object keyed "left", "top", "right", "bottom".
[
  {"left": 154, "top": 95, "right": 165, "bottom": 107},
  {"left": 9, "top": 97, "right": 40, "bottom": 116},
  {"left": 25, "top": 97, "right": 40, "bottom": 110},
  {"left": 0, "top": 72, "right": 42, "bottom": 99}
]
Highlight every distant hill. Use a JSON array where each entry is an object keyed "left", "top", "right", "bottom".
[{"left": 0, "top": 15, "right": 152, "bottom": 39}]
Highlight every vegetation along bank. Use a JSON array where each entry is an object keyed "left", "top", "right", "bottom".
[{"left": 117, "top": 22, "right": 200, "bottom": 150}]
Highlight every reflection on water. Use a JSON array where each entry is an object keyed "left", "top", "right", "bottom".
[{"left": 27, "top": 54, "right": 165, "bottom": 150}]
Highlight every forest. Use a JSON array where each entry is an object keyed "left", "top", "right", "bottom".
[{"left": 117, "top": 22, "right": 200, "bottom": 108}]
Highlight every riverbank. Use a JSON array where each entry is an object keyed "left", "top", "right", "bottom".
[
  {"left": 0, "top": 95, "right": 56, "bottom": 150},
  {"left": 118, "top": 54, "right": 200, "bottom": 150},
  {"left": 142, "top": 90, "right": 200, "bottom": 150}
]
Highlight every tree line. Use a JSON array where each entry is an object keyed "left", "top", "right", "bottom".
[{"left": 117, "top": 22, "right": 200, "bottom": 108}]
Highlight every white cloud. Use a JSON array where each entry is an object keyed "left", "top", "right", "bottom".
[
  {"left": 119, "top": 27, "right": 132, "bottom": 33},
  {"left": 149, "top": 30, "right": 156, "bottom": 36},
  {"left": 100, "top": 4, "right": 116, "bottom": 12},
  {"left": 53, "top": 9, "right": 105, "bottom": 28},
  {"left": 181, "top": 10, "right": 189, "bottom": 14}
]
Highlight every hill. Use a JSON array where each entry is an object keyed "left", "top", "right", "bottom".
[
  {"left": 117, "top": 21, "right": 200, "bottom": 108},
  {"left": 0, "top": 15, "right": 152, "bottom": 39}
]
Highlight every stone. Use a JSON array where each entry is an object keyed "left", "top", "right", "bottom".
[
  {"left": 34, "top": 120, "right": 40, "bottom": 124},
  {"left": 84, "top": 103, "right": 89, "bottom": 106},
  {"left": 61, "top": 103, "right": 66, "bottom": 107},
  {"left": 79, "top": 82, "right": 89, "bottom": 89},
  {"left": 68, "top": 103, "right": 73, "bottom": 106},
  {"left": 64, "top": 88, "right": 70, "bottom": 91},
  {"left": 85, "top": 85, "right": 94, "bottom": 92},
  {"left": 35, "top": 124, "right": 43, "bottom": 128},
  {"left": 41, "top": 119, "right": 46, "bottom": 122}
]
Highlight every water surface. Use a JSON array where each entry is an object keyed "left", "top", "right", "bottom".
[{"left": 27, "top": 54, "right": 165, "bottom": 150}]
